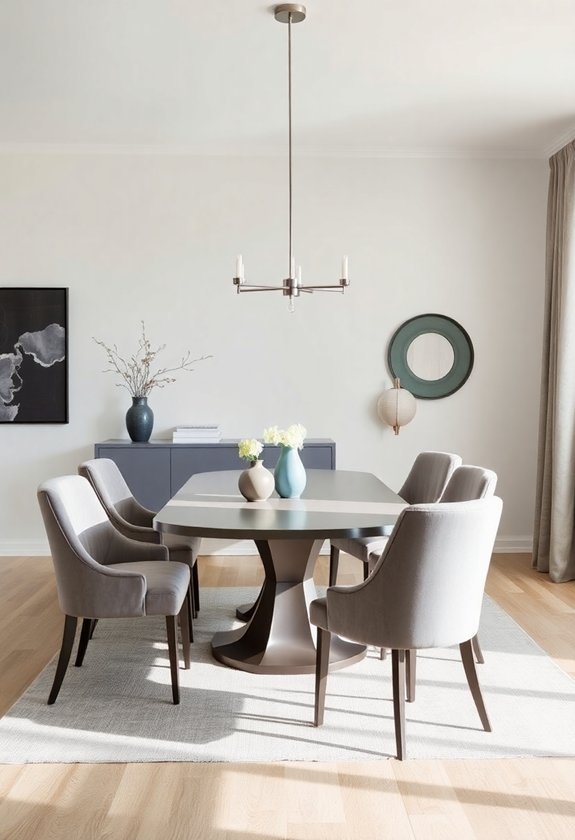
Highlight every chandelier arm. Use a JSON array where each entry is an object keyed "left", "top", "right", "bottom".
[
  {"left": 236, "top": 286, "right": 288, "bottom": 292},
  {"left": 300, "top": 285, "right": 348, "bottom": 291}
]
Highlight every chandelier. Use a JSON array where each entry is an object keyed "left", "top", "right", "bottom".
[{"left": 233, "top": 4, "right": 350, "bottom": 311}]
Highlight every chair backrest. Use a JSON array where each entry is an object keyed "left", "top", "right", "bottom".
[
  {"left": 440, "top": 465, "right": 497, "bottom": 502},
  {"left": 79, "top": 458, "right": 154, "bottom": 527},
  {"left": 37, "top": 475, "right": 145, "bottom": 618},
  {"left": 398, "top": 451, "right": 462, "bottom": 504},
  {"left": 327, "top": 497, "right": 502, "bottom": 651}
]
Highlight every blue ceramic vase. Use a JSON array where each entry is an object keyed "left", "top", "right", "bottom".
[
  {"left": 274, "top": 446, "right": 306, "bottom": 498},
  {"left": 126, "top": 396, "right": 154, "bottom": 443}
]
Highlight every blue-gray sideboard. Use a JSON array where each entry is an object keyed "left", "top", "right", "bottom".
[{"left": 94, "top": 439, "right": 336, "bottom": 511}]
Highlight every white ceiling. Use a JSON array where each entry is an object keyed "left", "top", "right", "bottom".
[{"left": 1, "top": 0, "right": 574, "bottom": 157}]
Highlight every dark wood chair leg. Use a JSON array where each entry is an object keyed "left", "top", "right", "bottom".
[
  {"left": 472, "top": 633, "right": 484, "bottom": 664},
  {"left": 75, "top": 618, "right": 92, "bottom": 667},
  {"left": 328, "top": 545, "right": 340, "bottom": 587},
  {"left": 406, "top": 649, "right": 416, "bottom": 702},
  {"left": 187, "top": 581, "right": 194, "bottom": 642},
  {"left": 48, "top": 615, "right": 77, "bottom": 705},
  {"left": 391, "top": 649, "right": 407, "bottom": 760},
  {"left": 460, "top": 639, "right": 491, "bottom": 731},
  {"left": 192, "top": 561, "right": 200, "bottom": 616},
  {"left": 179, "top": 595, "right": 191, "bottom": 670},
  {"left": 166, "top": 615, "right": 180, "bottom": 705},
  {"left": 89, "top": 618, "right": 98, "bottom": 640},
  {"left": 314, "top": 628, "right": 332, "bottom": 726}
]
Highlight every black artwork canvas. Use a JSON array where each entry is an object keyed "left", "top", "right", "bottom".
[{"left": 0, "top": 288, "right": 68, "bottom": 423}]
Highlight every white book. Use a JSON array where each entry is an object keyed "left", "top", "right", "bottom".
[
  {"left": 172, "top": 437, "right": 222, "bottom": 444},
  {"left": 175, "top": 424, "right": 220, "bottom": 431},
  {"left": 173, "top": 431, "right": 222, "bottom": 439}
]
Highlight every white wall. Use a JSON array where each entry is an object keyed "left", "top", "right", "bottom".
[{"left": 0, "top": 153, "right": 547, "bottom": 553}]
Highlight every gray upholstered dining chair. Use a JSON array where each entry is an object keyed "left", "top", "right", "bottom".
[
  {"left": 328, "top": 451, "right": 462, "bottom": 587},
  {"left": 439, "top": 464, "right": 497, "bottom": 504},
  {"left": 38, "top": 475, "right": 191, "bottom": 705},
  {"left": 376, "top": 462, "right": 499, "bottom": 696},
  {"left": 311, "top": 496, "right": 503, "bottom": 760},
  {"left": 78, "top": 458, "right": 201, "bottom": 627}
]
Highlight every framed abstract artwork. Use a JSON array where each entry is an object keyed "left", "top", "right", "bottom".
[{"left": 0, "top": 288, "right": 68, "bottom": 423}]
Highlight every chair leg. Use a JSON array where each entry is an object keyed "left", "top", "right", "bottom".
[
  {"left": 379, "top": 647, "right": 387, "bottom": 660},
  {"left": 192, "top": 561, "right": 200, "bottom": 616},
  {"left": 406, "top": 649, "right": 416, "bottom": 702},
  {"left": 314, "top": 628, "right": 332, "bottom": 726},
  {"left": 179, "top": 595, "right": 191, "bottom": 670},
  {"left": 472, "top": 633, "right": 484, "bottom": 664},
  {"left": 391, "top": 649, "right": 407, "bottom": 760},
  {"left": 460, "top": 639, "right": 491, "bottom": 731},
  {"left": 75, "top": 618, "right": 92, "bottom": 667},
  {"left": 362, "top": 563, "right": 370, "bottom": 582},
  {"left": 166, "top": 615, "right": 180, "bottom": 705},
  {"left": 48, "top": 615, "right": 77, "bottom": 705},
  {"left": 89, "top": 618, "right": 98, "bottom": 640},
  {"left": 328, "top": 545, "right": 340, "bottom": 587},
  {"left": 187, "top": 581, "right": 194, "bottom": 643}
]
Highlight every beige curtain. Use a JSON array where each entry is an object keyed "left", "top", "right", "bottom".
[{"left": 533, "top": 140, "right": 575, "bottom": 582}]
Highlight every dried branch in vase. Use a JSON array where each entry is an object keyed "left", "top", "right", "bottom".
[{"left": 93, "top": 321, "right": 212, "bottom": 397}]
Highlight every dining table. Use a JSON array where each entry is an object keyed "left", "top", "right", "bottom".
[{"left": 153, "top": 468, "right": 406, "bottom": 675}]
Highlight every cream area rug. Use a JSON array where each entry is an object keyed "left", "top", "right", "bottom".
[{"left": 0, "top": 587, "right": 574, "bottom": 763}]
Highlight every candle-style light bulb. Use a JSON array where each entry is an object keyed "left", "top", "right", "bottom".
[
  {"left": 235, "top": 254, "right": 244, "bottom": 280},
  {"left": 341, "top": 255, "right": 348, "bottom": 280},
  {"left": 296, "top": 266, "right": 302, "bottom": 286}
]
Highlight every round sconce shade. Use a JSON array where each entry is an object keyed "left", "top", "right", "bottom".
[{"left": 377, "top": 382, "right": 417, "bottom": 435}]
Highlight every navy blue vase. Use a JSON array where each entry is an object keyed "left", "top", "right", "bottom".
[{"left": 126, "top": 397, "right": 154, "bottom": 443}]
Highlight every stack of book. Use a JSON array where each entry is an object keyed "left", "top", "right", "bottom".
[{"left": 172, "top": 424, "right": 222, "bottom": 443}]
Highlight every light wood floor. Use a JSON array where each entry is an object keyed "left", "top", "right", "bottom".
[{"left": 1, "top": 552, "right": 574, "bottom": 840}]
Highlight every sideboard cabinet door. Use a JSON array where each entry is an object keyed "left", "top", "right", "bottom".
[
  {"left": 95, "top": 444, "right": 171, "bottom": 511},
  {"left": 95, "top": 440, "right": 336, "bottom": 510}
]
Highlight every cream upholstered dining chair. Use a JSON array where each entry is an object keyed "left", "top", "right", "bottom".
[
  {"left": 38, "top": 475, "right": 191, "bottom": 705},
  {"left": 78, "top": 458, "right": 201, "bottom": 628},
  {"left": 438, "top": 463, "right": 498, "bottom": 661},
  {"left": 328, "top": 451, "right": 462, "bottom": 587},
  {"left": 311, "top": 496, "right": 503, "bottom": 760}
]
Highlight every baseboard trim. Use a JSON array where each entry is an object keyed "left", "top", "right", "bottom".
[
  {"left": 0, "top": 540, "right": 52, "bottom": 557},
  {"left": 494, "top": 536, "right": 533, "bottom": 553},
  {"left": 0, "top": 535, "right": 533, "bottom": 557}
]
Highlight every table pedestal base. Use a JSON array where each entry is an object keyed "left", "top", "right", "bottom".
[{"left": 211, "top": 538, "right": 366, "bottom": 674}]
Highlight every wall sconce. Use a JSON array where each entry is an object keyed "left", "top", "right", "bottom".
[{"left": 377, "top": 378, "right": 417, "bottom": 435}]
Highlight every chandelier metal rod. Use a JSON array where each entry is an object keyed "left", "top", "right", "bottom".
[
  {"left": 232, "top": 4, "right": 350, "bottom": 305},
  {"left": 288, "top": 11, "right": 293, "bottom": 279}
]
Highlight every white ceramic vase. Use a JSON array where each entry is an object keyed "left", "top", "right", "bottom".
[{"left": 238, "top": 459, "right": 275, "bottom": 502}]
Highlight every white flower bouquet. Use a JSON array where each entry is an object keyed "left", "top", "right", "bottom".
[
  {"left": 263, "top": 423, "right": 307, "bottom": 450},
  {"left": 238, "top": 438, "right": 264, "bottom": 462}
]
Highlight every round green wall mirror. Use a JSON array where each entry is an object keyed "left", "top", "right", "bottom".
[{"left": 387, "top": 314, "right": 474, "bottom": 399}]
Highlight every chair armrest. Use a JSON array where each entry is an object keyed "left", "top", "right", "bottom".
[
  {"left": 107, "top": 508, "right": 160, "bottom": 544},
  {"left": 106, "top": 527, "right": 169, "bottom": 565},
  {"left": 73, "top": 564, "right": 148, "bottom": 618}
]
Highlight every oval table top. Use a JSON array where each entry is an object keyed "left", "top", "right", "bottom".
[{"left": 153, "top": 468, "right": 406, "bottom": 540}]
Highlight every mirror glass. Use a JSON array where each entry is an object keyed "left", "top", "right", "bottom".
[
  {"left": 387, "top": 314, "right": 474, "bottom": 399},
  {"left": 406, "top": 334, "right": 454, "bottom": 381}
]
